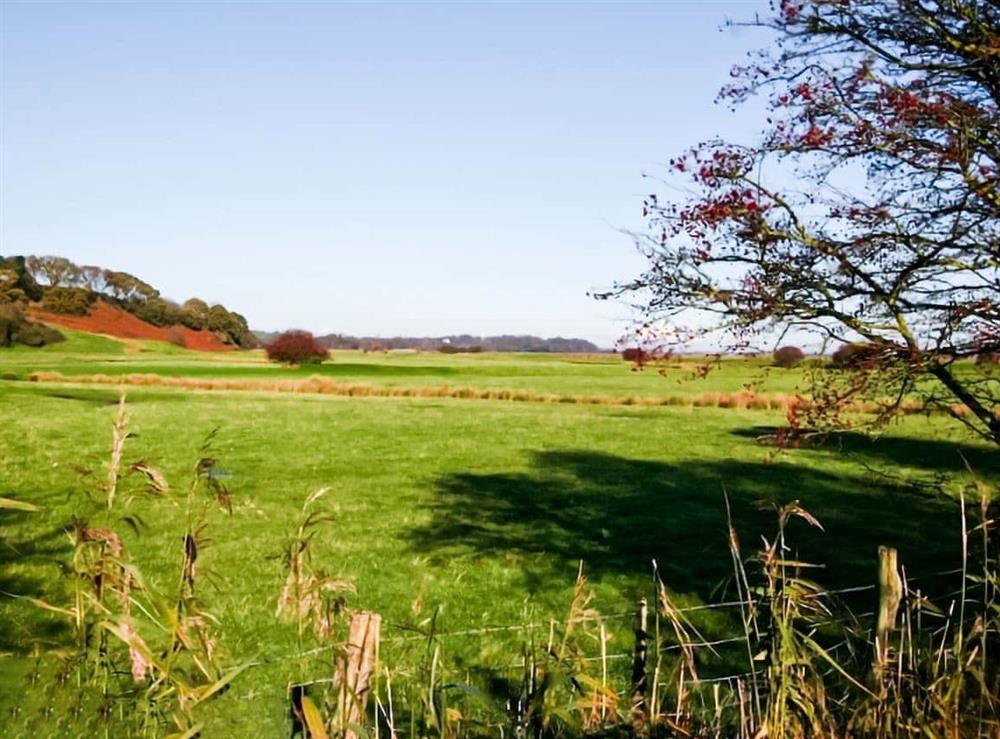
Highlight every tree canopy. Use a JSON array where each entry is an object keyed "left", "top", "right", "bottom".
[{"left": 602, "top": 0, "right": 1000, "bottom": 443}]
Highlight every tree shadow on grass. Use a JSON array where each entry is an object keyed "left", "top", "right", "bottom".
[
  {"left": 1, "top": 384, "right": 192, "bottom": 406},
  {"left": 409, "top": 445, "right": 967, "bottom": 605},
  {"left": 0, "top": 515, "right": 71, "bottom": 653},
  {"left": 730, "top": 426, "right": 1000, "bottom": 478}
]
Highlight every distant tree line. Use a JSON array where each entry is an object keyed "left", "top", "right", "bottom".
[
  {"left": 254, "top": 332, "right": 603, "bottom": 353},
  {"left": 2, "top": 254, "right": 257, "bottom": 349}
]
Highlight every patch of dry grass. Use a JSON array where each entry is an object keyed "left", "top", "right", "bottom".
[{"left": 22, "top": 370, "right": 977, "bottom": 417}]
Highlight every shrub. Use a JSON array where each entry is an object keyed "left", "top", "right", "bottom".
[
  {"left": 132, "top": 297, "right": 184, "bottom": 327},
  {"left": 0, "top": 305, "right": 20, "bottom": 347},
  {"left": 0, "top": 269, "right": 27, "bottom": 306},
  {"left": 42, "top": 286, "right": 95, "bottom": 315},
  {"left": 830, "top": 342, "right": 881, "bottom": 369},
  {"left": 773, "top": 345, "right": 805, "bottom": 368},
  {"left": 621, "top": 347, "right": 649, "bottom": 362},
  {"left": 2, "top": 287, "right": 27, "bottom": 306},
  {"left": 179, "top": 298, "right": 208, "bottom": 330},
  {"left": 0, "top": 303, "right": 64, "bottom": 347},
  {"left": 205, "top": 304, "right": 257, "bottom": 348},
  {"left": 17, "top": 323, "right": 65, "bottom": 347},
  {"left": 265, "top": 330, "right": 329, "bottom": 365}
]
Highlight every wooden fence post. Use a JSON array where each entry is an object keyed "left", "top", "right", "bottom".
[
  {"left": 874, "top": 546, "right": 902, "bottom": 679},
  {"left": 630, "top": 598, "right": 649, "bottom": 733},
  {"left": 337, "top": 611, "right": 382, "bottom": 739}
]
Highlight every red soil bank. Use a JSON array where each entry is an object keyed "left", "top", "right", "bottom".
[{"left": 29, "top": 300, "right": 232, "bottom": 352}]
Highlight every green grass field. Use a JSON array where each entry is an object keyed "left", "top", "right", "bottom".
[
  {"left": 0, "top": 329, "right": 812, "bottom": 399},
  {"left": 0, "top": 334, "right": 993, "bottom": 735}
]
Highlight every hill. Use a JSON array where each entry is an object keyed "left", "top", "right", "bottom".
[
  {"left": 0, "top": 254, "right": 255, "bottom": 350},
  {"left": 28, "top": 300, "right": 232, "bottom": 351}
]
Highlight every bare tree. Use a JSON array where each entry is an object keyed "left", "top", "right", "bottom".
[
  {"left": 80, "top": 265, "right": 108, "bottom": 293},
  {"left": 26, "top": 255, "right": 82, "bottom": 288}
]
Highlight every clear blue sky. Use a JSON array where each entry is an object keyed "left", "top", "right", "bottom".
[{"left": 1, "top": 1, "right": 769, "bottom": 346}]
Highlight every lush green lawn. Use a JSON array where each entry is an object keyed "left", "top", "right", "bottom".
[{"left": 0, "top": 339, "right": 993, "bottom": 735}]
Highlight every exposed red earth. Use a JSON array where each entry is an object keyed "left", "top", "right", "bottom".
[{"left": 28, "top": 300, "right": 233, "bottom": 352}]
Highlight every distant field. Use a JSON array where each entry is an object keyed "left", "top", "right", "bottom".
[
  {"left": 1, "top": 329, "right": 813, "bottom": 399},
  {"left": 0, "top": 336, "right": 992, "bottom": 734}
]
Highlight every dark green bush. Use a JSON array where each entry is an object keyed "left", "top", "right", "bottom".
[
  {"left": 132, "top": 297, "right": 184, "bottom": 327},
  {"left": 179, "top": 299, "right": 207, "bottom": 330},
  {"left": 43, "top": 286, "right": 95, "bottom": 315},
  {"left": 0, "top": 305, "right": 20, "bottom": 347},
  {"left": 0, "top": 304, "right": 64, "bottom": 348},
  {"left": 17, "top": 323, "right": 65, "bottom": 347},
  {"left": 204, "top": 304, "right": 256, "bottom": 348}
]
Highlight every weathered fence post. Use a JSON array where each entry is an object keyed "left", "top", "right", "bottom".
[
  {"left": 630, "top": 598, "right": 649, "bottom": 734},
  {"left": 337, "top": 610, "right": 382, "bottom": 739},
  {"left": 599, "top": 622, "right": 608, "bottom": 723},
  {"left": 874, "top": 546, "right": 902, "bottom": 680}
]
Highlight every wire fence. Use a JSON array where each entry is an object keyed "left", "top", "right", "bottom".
[{"left": 245, "top": 561, "right": 972, "bottom": 702}]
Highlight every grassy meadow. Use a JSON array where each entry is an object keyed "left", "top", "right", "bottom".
[
  {"left": 0, "top": 329, "right": 812, "bottom": 399},
  {"left": 0, "top": 331, "right": 995, "bottom": 735}
]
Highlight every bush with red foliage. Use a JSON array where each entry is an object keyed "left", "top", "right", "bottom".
[
  {"left": 265, "top": 331, "right": 329, "bottom": 365},
  {"left": 621, "top": 347, "right": 648, "bottom": 363},
  {"left": 772, "top": 345, "right": 805, "bottom": 368}
]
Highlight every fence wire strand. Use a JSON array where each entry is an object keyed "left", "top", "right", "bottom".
[{"left": 245, "top": 563, "right": 971, "bottom": 704}]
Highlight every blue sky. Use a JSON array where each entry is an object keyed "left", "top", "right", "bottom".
[{"left": 1, "top": 1, "right": 770, "bottom": 345}]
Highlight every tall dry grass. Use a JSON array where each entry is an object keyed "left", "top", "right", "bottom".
[
  {"left": 19, "top": 396, "right": 246, "bottom": 736},
  {"left": 24, "top": 370, "right": 992, "bottom": 419},
  {"left": 272, "top": 494, "right": 999, "bottom": 739}
]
